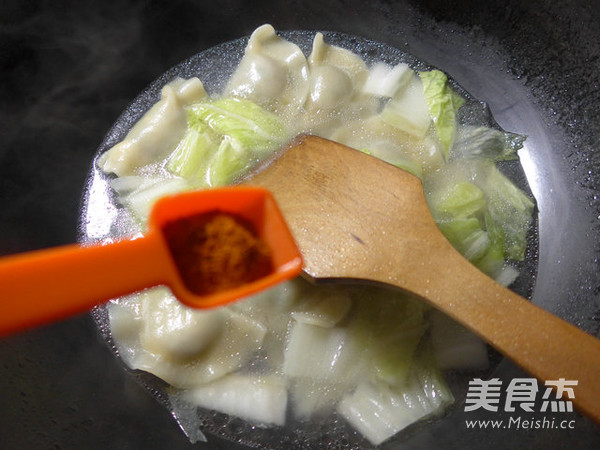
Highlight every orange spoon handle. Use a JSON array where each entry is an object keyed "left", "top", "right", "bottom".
[{"left": 0, "top": 232, "right": 173, "bottom": 336}]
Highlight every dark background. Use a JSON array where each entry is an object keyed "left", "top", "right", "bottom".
[{"left": 1, "top": 1, "right": 599, "bottom": 449}]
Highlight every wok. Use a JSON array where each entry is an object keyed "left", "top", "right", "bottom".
[{"left": 0, "top": 0, "right": 598, "bottom": 448}]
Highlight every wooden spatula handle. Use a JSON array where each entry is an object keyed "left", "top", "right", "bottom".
[{"left": 395, "top": 239, "right": 600, "bottom": 424}]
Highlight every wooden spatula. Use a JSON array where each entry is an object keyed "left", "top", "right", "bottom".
[{"left": 242, "top": 134, "right": 600, "bottom": 424}]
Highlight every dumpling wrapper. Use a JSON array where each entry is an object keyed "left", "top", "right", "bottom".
[
  {"left": 225, "top": 24, "right": 309, "bottom": 123},
  {"left": 98, "top": 77, "right": 207, "bottom": 176},
  {"left": 303, "top": 33, "right": 378, "bottom": 137},
  {"left": 306, "top": 32, "right": 369, "bottom": 109},
  {"left": 108, "top": 288, "right": 266, "bottom": 389}
]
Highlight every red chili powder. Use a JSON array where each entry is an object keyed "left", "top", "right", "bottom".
[{"left": 163, "top": 211, "right": 274, "bottom": 296}]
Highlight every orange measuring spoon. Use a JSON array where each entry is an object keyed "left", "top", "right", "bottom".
[{"left": 0, "top": 186, "right": 303, "bottom": 336}]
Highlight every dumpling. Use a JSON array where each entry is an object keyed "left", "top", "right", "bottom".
[
  {"left": 139, "top": 289, "right": 226, "bottom": 362},
  {"left": 109, "top": 288, "right": 267, "bottom": 389},
  {"left": 164, "top": 77, "right": 207, "bottom": 106},
  {"left": 303, "top": 33, "right": 378, "bottom": 137},
  {"left": 98, "top": 77, "right": 207, "bottom": 176},
  {"left": 306, "top": 32, "right": 369, "bottom": 109},
  {"left": 225, "top": 24, "right": 309, "bottom": 122}
]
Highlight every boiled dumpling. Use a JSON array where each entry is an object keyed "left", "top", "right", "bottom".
[
  {"left": 306, "top": 32, "right": 369, "bottom": 109},
  {"left": 303, "top": 33, "right": 378, "bottom": 137},
  {"left": 163, "top": 77, "right": 207, "bottom": 106},
  {"left": 225, "top": 24, "right": 309, "bottom": 122},
  {"left": 108, "top": 288, "right": 267, "bottom": 389},
  {"left": 98, "top": 77, "right": 207, "bottom": 176},
  {"left": 139, "top": 289, "right": 226, "bottom": 362}
]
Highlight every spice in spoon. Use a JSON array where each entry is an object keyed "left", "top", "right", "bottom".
[{"left": 163, "top": 211, "right": 274, "bottom": 295}]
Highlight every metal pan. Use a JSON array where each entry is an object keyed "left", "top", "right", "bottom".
[{"left": 0, "top": 1, "right": 598, "bottom": 448}]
